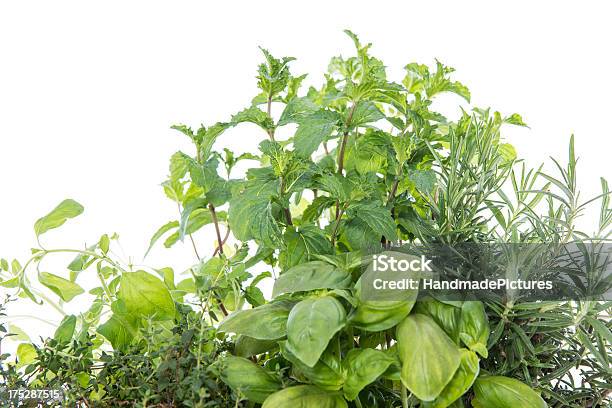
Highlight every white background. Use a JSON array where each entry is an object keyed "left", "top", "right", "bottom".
[{"left": 1, "top": 1, "right": 611, "bottom": 341}]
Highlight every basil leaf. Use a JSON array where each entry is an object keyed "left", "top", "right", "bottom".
[
  {"left": 273, "top": 261, "right": 351, "bottom": 297},
  {"left": 397, "top": 314, "right": 461, "bottom": 401},
  {"left": 262, "top": 385, "right": 347, "bottom": 408},
  {"left": 472, "top": 376, "right": 547, "bottom": 408},
  {"left": 286, "top": 297, "right": 346, "bottom": 367},
  {"left": 215, "top": 355, "right": 281, "bottom": 404},
  {"left": 219, "top": 302, "right": 291, "bottom": 340}
]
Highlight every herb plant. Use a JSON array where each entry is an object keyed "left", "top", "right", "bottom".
[{"left": 1, "top": 31, "right": 610, "bottom": 407}]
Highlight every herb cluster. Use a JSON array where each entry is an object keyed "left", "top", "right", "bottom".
[{"left": 1, "top": 31, "right": 610, "bottom": 407}]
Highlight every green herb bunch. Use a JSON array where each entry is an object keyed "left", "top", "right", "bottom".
[{"left": 1, "top": 31, "right": 610, "bottom": 407}]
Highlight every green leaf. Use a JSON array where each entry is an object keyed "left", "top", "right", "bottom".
[
  {"left": 278, "top": 226, "right": 332, "bottom": 270},
  {"left": 118, "top": 271, "right": 175, "bottom": 320},
  {"left": 414, "top": 298, "right": 461, "bottom": 343},
  {"left": 273, "top": 261, "right": 350, "bottom": 297},
  {"left": 34, "top": 199, "right": 84, "bottom": 236},
  {"left": 348, "top": 202, "right": 397, "bottom": 242},
  {"left": 145, "top": 221, "right": 179, "bottom": 257},
  {"left": 279, "top": 341, "right": 345, "bottom": 391},
  {"left": 503, "top": 113, "right": 528, "bottom": 127},
  {"left": 231, "top": 106, "right": 274, "bottom": 131},
  {"left": 472, "top": 376, "right": 547, "bottom": 408},
  {"left": 16, "top": 343, "right": 37, "bottom": 368},
  {"left": 293, "top": 110, "right": 340, "bottom": 157},
  {"left": 215, "top": 355, "right": 281, "bottom": 404},
  {"left": 422, "top": 349, "right": 480, "bottom": 408},
  {"left": 99, "top": 234, "right": 110, "bottom": 254},
  {"left": 219, "top": 302, "right": 291, "bottom": 340},
  {"left": 342, "top": 348, "right": 395, "bottom": 401},
  {"left": 278, "top": 96, "right": 318, "bottom": 126},
  {"left": 235, "top": 335, "right": 278, "bottom": 358},
  {"left": 229, "top": 192, "right": 281, "bottom": 247},
  {"left": 54, "top": 315, "right": 76, "bottom": 343},
  {"left": 286, "top": 297, "right": 346, "bottom": 367},
  {"left": 39, "top": 272, "right": 85, "bottom": 302},
  {"left": 257, "top": 47, "right": 295, "bottom": 98},
  {"left": 397, "top": 314, "right": 461, "bottom": 401},
  {"left": 348, "top": 101, "right": 385, "bottom": 129},
  {"left": 7, "top": 324, "right": 30, "bottom": 342},
  {"left": 97, "top": 313, "right": 137, "bottom": 351},
  {"left": 349, "top": 300, "right": 414, "bottom": 332},
  {"left": 458, "top": 301, "right": 490, "bottom": 358},
  {"left": 262, "top": 385, "right": 347, "bottom": 408}
]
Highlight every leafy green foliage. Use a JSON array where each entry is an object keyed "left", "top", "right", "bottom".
[{"left": 2, "top": 30, "right": 610, "bottom": 408}]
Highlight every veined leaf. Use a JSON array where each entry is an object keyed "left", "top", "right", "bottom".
[
  {"left": 34, "top": 199, "right": 84, "bottom": 236},
  {"left": 262, "top": 385, "right": 347, "bottom": 408},
  {"left": 118, "top": 271, "right": 175, "bottom": 320},
  {"left": 273, "top": 261, "right": 350, "bottom": 297},
  {"left": 218, "top": 302, "right": 291, "bottom": 340},
  {"left": 286, "top": 297, "right": 346, "bottom": 367},
  {"left": 458, "top": 301, "right": 490, "bottom": 358},
  {"left": 293, "top": 110, "right": 340, "bottom": 157},
  {"left": 39, "top": 272, "right": 84, "bottom": 302},
  {"left": 342, "top": 348, "right": 395, "bottom": 400},
  {"left": 472, "top": 376, "right": 547, "bottom": 408},
  {"left": 279, "top": 341, "right": 345, "bottom": 391},
  {"left": 145, "top": 221, "right": 178, "bottom": 257},
  {"left": 54, "top": 315, "right": 77, "bottom": 343},
  {"left": 422, "top": 349, "right": 480, "bottom": 408},
  {"left": 397, "top": 314, "right": 461, "bottom": 401},
  {"left": 215, "top": 355, "right": 281, "bottom": 404}
]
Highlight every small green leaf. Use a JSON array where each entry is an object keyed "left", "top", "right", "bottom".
[
  {"left": 279, "top": 341, "right": 345, "bottom": 391},
  {"left": 54, "top": 315, "right": 77, "bottom": 343},
  {"left": 262, "top": 385, "right": 347, "bottom": 408},
  {"left": 97, "top": 313, "right": 137, "bottom": 351},
  {"left": 145, "top": 221, "right": 179, "bottom": 257},
  {"left": 215, "top": 355, "right": 281, "bottom": 404},
  {"left": 278, "top": 226, "right": 332, "bottom": 270},
  {"left": 397, "top": 314, "right": 461, "bottom": 401},
  {"left": 343, "top": 348, "right": 395, "bottom": 400},
  {"left": 99, "top": 234, "right": 110, "bottom": 254},
  {"left": 278, "top": 96, "right": 318, "bottom": 126},
  {"left": 16, "top": 343, "right": 37, "bottom": 368},
  {"left": 273, "top": 261, "right": 351, "bottom": 297},
  {"left": 348, "top": 101, "right": 385, "bottom": 129},
  {"left": 293, "top": 110, "right": 340, "bottom": 157},
  {"left": 232, "top": 106, "right": 274, "bottom": 131},
  {"left": 34, "top": 199, "right": 84, "bottom": 236},
  {"left": 458, "top": 301, "right": 490, "bottom": 358},
  {"left": 286, "top": 297, "right": 346, "bottom": 367},
  {"left": 219, "top": 302, "right": 291, "bottom": 340},
  {"left": 472, "top": 376, "right": 547, "bottom": 408},
  {"left": 39, "top": 272, "right": 85, "bottom": 302},
  {"left": 118, "top": 271, "right": 175, "bottom": 320},
  {"left": 503, "top": 113, "right": 529, "bottom": 127},
  {"left": 422, "top": 349, "right": 480, "bottom": 408}
]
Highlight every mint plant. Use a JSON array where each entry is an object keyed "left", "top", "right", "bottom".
[{"left": 1, "top": 31, "right": 610, "bottom": 407}]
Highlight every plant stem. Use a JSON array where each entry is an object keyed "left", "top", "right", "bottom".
[
  {"left": 335, "top": 102, "right": 357, "bottom": 219},
  {"left": 266, "top": 95, "right": 275, "bottom": 141},
  {"left": 401, "top": 385, "right": 409, "bottom": 408},
  {"left": 188, "top": 234, "right": 201, "bottom": 261},
  {"left": 355, "top": 396, "right": 364, "bottom": 408},
  {"left": 330, "top": 204, "right": 346, "bottom": 247},
  {"left": 280, "top": 177, "right": 293, "bottom": 226},
  {"left": 208, "top": 203, "right": 224, "bottom": 256},
  {"left": 213, "top": 226, "right": 231, "bottom": 256}
]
